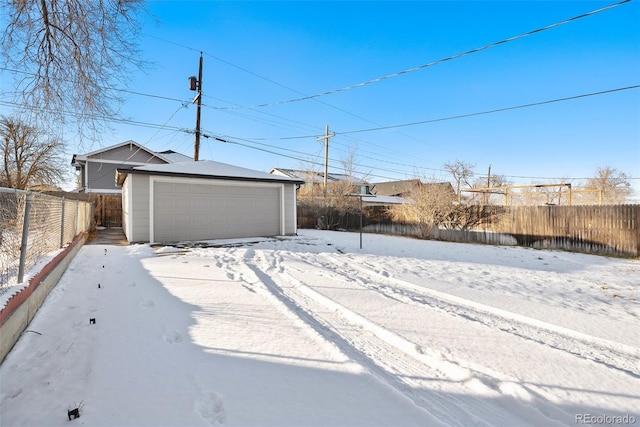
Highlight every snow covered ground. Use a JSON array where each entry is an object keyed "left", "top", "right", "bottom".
[{"left": 1, "top": 229, "right": 639, "bottom": 426}]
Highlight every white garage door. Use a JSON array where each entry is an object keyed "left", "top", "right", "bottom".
[{"left": 153, "top": 181, "right": 281, "bottom": 242}]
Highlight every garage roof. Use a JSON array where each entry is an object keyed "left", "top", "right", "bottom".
[{"left": 116, "top": 160, "right": 304, "bottom": 186}]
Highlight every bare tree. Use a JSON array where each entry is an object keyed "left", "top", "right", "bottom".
[
  {"left": 389, "top": 181, "right": 456, "bottom": 238},
  {"left": 471, "top": 173, "right": 510, "bottom": 205},
  {"left": 296, "top": 150, "right": 366, "bottom": 230},
  {"left": 1, "top": 116, "right": 66, "bottom": 190},
  {"left": 584, "top": 166, "right": 632, "bottom": 204},
  {"left": 444, "top": 160, "right": 475, "bottom": 202},
  {"left": 1, "top": 0, "right": 146, "bottom": 140},
  {"left": 389, "top": 178, "right": 503, "bottom": 238}
]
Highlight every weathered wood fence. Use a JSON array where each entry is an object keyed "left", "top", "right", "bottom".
[
  {"left": 44, "top": 192, "right": 122, "bottom": 228},
  {"left": 299, "top": 204, "right": 640, "bottom": 258}
]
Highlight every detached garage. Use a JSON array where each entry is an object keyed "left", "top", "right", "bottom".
[{"left": 115, "top": 160, "right": 303, "bottom": 244}]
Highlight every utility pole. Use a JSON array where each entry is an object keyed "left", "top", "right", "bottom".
[
  {"left": 485, "top": 164, "right": 491, "bottom": 205},
  {"left": 189, "top": 52, "right": 203, "bottom": 161},
  {"left": 316, "top": 125, "right": 335, "bottom": 192}
]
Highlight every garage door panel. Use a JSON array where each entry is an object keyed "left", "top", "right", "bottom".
[{"left": 153, "top": 181, "right": 281, "bottom": 242}]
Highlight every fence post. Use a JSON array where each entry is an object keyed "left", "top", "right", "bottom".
[
  {"left": 60, "top": 197, "right": 65, "bottom": 248},
  {"left": 17, "top": 194, "right": 32, "bottom": 284},
  {"left": 75, "top": 200, "right": 79, "bottom": 236}
]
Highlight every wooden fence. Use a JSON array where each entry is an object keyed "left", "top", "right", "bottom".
[
  {"left": 44, "top": 192, "right": 122, "bottom": 228},
  {"left": 299, "top": 204, "right": 640, "bottom": 258}
]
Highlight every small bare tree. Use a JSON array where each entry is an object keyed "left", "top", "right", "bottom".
[
  {"left": 444, "top": 160, "right": 475, "bottom": 202},
  {"left": 390, "top": 181, "right": 457, "bottom": 238},
  {"left": 1, "top": 0, "right": 146, "bottom": 140},
  {"left": 584, "top": 166, "right": 632, "bottom": 204},
  {"left": 390, "top": 179, "right": 503, "bottom": 237},
  {"left": 296, "top": 150, "right": 364, "bottom": 230},
  {"left": 1, "top": 117, "right": 66, "bottom": 190}
]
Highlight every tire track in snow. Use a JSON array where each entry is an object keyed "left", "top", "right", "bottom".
[
  {"left": 308, "top": 251, "right": 640, "bottom": 378},
  {"left": 238, "top": 248, "right": 569, "bottom": 427}
]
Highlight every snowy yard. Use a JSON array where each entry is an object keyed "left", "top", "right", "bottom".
[{"left": 1, "top": 229, "right": 639, "bottom": 426}]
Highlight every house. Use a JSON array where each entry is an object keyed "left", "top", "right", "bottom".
[
  {"left": 270, "top": 168, "right": 354, "bottom": 185},
  {"left": 116, "top": 160, "right": 304, "bottom": 244},
  {"left": 371, "top": 180, "right": 455, "bottom": 199},
  {"left": 270, "top": 168, "right": 368, "bottom": 197},
  {"left": 72, "top": 140, "right": 191, "bottom": 193},
  {"left": 370, "top": 179, "right": 422, "bottom": 198}
]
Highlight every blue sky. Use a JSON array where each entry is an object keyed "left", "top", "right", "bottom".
[{"left": 6, "top": 1, "right": 640, "bottom": 195}]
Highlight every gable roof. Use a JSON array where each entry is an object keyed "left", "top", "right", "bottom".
[
  {"left": 371, "top": 180, "right": 455, "bottom": 197},
  {"left": 270, "top": 168, "right": 365, "bottom": 184},
  {"left": 370, "top": 179, "right": 421, "bottom": 197},
  {"left": 156, "top": 150, "right": 192, "bottom": 163},
  {"left": 116, "top": 160, "right": 304, "bottom": 186},
  {"left": 72, "top": 140, "right": 191, "bottom": 165}
]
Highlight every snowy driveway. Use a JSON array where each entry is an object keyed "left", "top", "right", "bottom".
[{"left": 1, "top": 229, "right": 639, "bottom": 426}]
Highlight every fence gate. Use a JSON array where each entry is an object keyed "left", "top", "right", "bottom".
[{"left": 96, "top": 195, "right": 122, "bottom": 227}]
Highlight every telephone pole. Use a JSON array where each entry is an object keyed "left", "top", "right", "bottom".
[
  {"left": 189, "top": 52, "right": 204, "bottom": 161},
  {"left": 316, "top": 125, "right": 335, "bottom": 191},
  {"left": 485, "top": 164, "right": 491, "bottom": 204}
]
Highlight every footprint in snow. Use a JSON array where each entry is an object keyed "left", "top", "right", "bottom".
[
  {"left": 6, "top": 388, "right": 22, "bottom": 399},
  {"left": 195, "top": 391, "right": 227, "bottom": 425},
  {"left": 162, "top": 331, "right": 182, "bottom": 344}
]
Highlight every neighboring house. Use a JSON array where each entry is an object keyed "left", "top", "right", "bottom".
[
  {"left": 270, "top": 168, "right": 354, "bottom": 185},
  {"left": 116, "top": 160, "right": 304, "bottom": 244},
  {"left": 370, "top": 179, "right": 422, "bottom": 198},
  {"left": 72, "top": 140, "right": 191, "bottom": 193},
  {"left": 270, "top": 168, "right": 368, "bottom": 196},
  {"left": 371, "top": 180, "right": 455, "bottom": 199},
  {"left": 364, "top": 180, "right": 456, "bottom": 206}
]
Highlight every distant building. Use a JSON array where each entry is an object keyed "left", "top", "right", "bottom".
[{"left": 371, "top": 180, "right": 455, "bottom": 199}]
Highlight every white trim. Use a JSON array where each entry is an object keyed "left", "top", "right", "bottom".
[
  {"left": 75, "top": 140, "right": 175, "bottom": 165},
  {"left": 84, "top": 163, "right": 89, "bottom": 191},
  {"left": 148, "top": 175, "right": 286, "bottom": 243},
  {"left": 292, "top": 185, "right": 298, "bottom": 234},
  {"left": 85, "top": 158, "right": 162, "bottom": 167},
  {"left": 126, "top": 175, "right": 132, "bottom": 242},
  {"left": 83, "top": 188, "right": 122, "bottom": 194},
  {"left": 149, "top": 176, "right": 155, "bottom": 244},
  {"left": 280, "top": 185, "right": 285, "bottom": 235}
]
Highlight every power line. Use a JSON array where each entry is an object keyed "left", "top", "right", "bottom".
[
  {"left": 339, "top": 85, "right": 640, "bottom": 135},
  {"left": 232, "top": 85, "right": 639, "bottom": 139},
  {"left": 216, "top": 0, "right": 631, "bottom": 110},
  {"left": 0, "top": 100, "right": 190, "bottom": 133},
  {"left": 199, "top": 130, "right": 640, "bottom": 183},
  {"left": 200, "top": 130, "right": 409, "bottom": 181}
]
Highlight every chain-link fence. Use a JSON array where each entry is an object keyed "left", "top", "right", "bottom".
[{"left": 0, "top": 188, "right": 93, "bottom": 294}]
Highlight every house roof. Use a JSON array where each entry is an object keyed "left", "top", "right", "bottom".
[
  {"left": 361, "top": 195, "right": 409, "bottom": 206},
  {"left": 156, "top": 150, "right": 192, "bottom": 163},
  {"left": 370, "top": 179, "right": 421, "bottom": 197},
  {"left": 371, "top": 180, "right": 455, "bottom": 197},
  {"left": 71, "top": 140, "right": 191, "bottom": 165},
  {"left": 270, "top": 168, "right": 365, "bottom": 184},
  {"left": 116, "top": 160, "right": 305, "bottom": 186}
]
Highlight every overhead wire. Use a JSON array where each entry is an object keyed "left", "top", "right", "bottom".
[
  {"left": 4, "top": 1, "right": 636, "bottom": 185},
  {"left": 214, "top": 0, "right": 631, "bottom": 110},
  {"left": 339, "top": 85, "right": 640, "bottom": 135},
  {"left": 199, "top": 129, "right": 640, "bottom": 183},
  {"left": 200, "top": 131, "right": 405, "bottom": 182}
]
